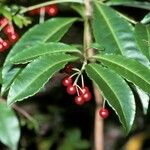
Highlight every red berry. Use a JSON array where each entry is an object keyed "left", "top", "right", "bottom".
[
  {"left": 2, "top": 40, "right": 10, "bottom": 50},
  {"left": 67, "top": 85, "right": 76, "bottom": 95},
  {"left": 82, "top": 91, "right": 92, "bottom": 102},
  {"left": 0, "top": 43, "right": 4, "bottom": 52},
  {"left": 99, "top": 108, "right": 109, "bottom": 119},
  {"left": 62, "top": 77, "right": 72, "bottom": 86},
  {"left": 75, "top": 95, "right": 84, "bottom": 105},
  {"left": 0, "top": 18, "right": 8, "bottom": 27},
  {"left": 79, "top": 86, "right": 89, "bottom": 95},
  {"left": 3, "top": 25, "right": 14, "bottom": 35},
  {"left": 8, "top": 33, "right": 19, "bottom": 43},
  {"left": 46, "top": 4, "right": 58, "bottom": 16},
  {"left": 28, "top": 8, "right": 41, "bottom": 15}
]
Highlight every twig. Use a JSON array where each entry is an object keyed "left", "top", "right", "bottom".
[
  {"left": 0, "top": 96, "right": 38, "bottom": 129},
  {"left": 84, "top": 0, "right": 104, "bottom": 150}
]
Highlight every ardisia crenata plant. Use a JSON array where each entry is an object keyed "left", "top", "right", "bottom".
[{"left": 0, "top": 0, "right": 150, "bottom": 150}]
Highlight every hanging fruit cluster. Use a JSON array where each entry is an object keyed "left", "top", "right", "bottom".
[
  {"left": 29, "top": 4, "right": 58, "bottom": 17},
  {"left": 0, "top": 17, "right": 19, "bottom": 52},
  {"left": 62, "top": 63, "right": 92, "bottom": 106},
  {"left": 62, "top": 63, "right": 110, "bottom": 119}
]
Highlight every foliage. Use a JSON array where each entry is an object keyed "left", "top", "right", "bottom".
[
  {"left": 0, "top": 101, "right": 20, "bottom": 150},
  {"left": 0, "top": 0, "right": 150, "bottom": 149}
]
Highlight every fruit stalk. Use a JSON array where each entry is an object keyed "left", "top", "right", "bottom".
[{"left": 84, "top": 0, "right": 104, "bottom": 150}]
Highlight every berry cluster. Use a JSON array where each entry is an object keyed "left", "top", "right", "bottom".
[
  {"left": 0, "top": 18, "right": 19, "bottom": 52},
  {"left": 62, "top": 64, "right": 92, "bottom": 106},
  {"left": 29, "top": 4, "right": 58, "bottom": 17},
  {"left": 62, "top": 64, "right": 109, "bottom": 119}
]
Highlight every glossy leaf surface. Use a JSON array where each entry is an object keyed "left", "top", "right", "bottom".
[
  {"left": 94, "top": 54, "right": 150, "bottom": 94},
  {"left": 85, "top": 63, "right": 135, "bottom": 133},
  {"left": 0, "top": 102, "right": 20, "bottom": 150},
  {"left": 7, "top": 54, "right": 78, "bottom": 105},
  {"left": 9, "top": 42, "right": 81, "bottom": 64},
  {"left": 1, "top": 18, "right": 77, "bottom": 94},
  {"left": 135, "top": 24, "right": 150, "bottom": 61},
  {"left": 92, "top": 1, "right": 149, "bottom": 66},
  {"left": 136, "top": 87, "right": 149, "bottom": 114}
]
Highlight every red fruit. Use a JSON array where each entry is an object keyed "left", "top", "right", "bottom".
[
  {"left": 62, "top": 77, "right": 72, "bottom": 86},
  {"left": 2, "top": 40, "right": 10, "bottom": 50},
  {"left": 0, "top": 18, "right": 8, "bottom": 27},
  {"left": 46, "top": 4, "right": 58, "bottom": 16},
  {"left": 8, "top": 33, "right": 19, "bottom": 43},
  {"left": 75, "top": 95, "right": 84, "bottom": 105},
  {"left": 82, "top": 91, "right": 92, "bottom": 102},
  {"left": 67, "top": 85, "right": 76, "bottom": 95},
  {"left": 0, "top": 43, "right": 4, "bottom": 52},
  {"left": 28, "top": 8, "right": 41, "bottom": 15},
  {"left": 3, "top": 25, "right": 14, "bottom": 35},
  {"left": 99, "top": 108, "right": 109, "bottom": 119},
  {"left": 79, "top": 86, "right": 89, "bottom": 95}
]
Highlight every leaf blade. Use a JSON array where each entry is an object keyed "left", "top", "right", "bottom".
[
  {"left": 85, "top": 63, "right": 135, "bottom": 133},
  {"left": 94, "top": 54, "right": 150, "bottom": 94},
  {"left": 2, "top": 17, "right": 76, "bottom": 95},
  {"left": 0, "top": 102, "right": 20, "bottom": 150},
  {"left": 9, "top": 42, "right": 81, "bottom": 64},
  {"left": 92, "top": 1, "right": 149, "bottom": 66},
  {"left": 7, "top": 54, "right": 78, "bottom": 105},
  {"left": 135, "top": 24, "right": 150, "bottom": 61}
]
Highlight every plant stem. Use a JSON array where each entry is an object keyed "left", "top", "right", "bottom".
[
  {"left": 0, "top": 97, "right": 38, "bottom": 130},
  {"left": 13, "top": 104, "right": 39, "bottom": 129},
  {"left": 20, "top": 0, "right": 84, "bottom": 14},
  {"left": 84, "top": 0, "right": 104, "bottom": 150}
]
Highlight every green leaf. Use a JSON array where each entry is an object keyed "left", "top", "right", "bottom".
[
  {"left": 94, "top": 54, "right": 150, "bottom": 94},
  {"left": 71, "top": 4, "right": 85, "bottom": 18},
  {"left": 0, "top": 6, "right": 12, "bottom": 20},
  {"left": 0, "top": 68, "right": 2, "bottom": 84},
  {"left": 135, "top": 24, "right": 150, "bottom": 61},
  {"left": 2, "top": 17, "right": 77, "bottom": 95},
  {"left": 92, "top": 2, "right": 149, "bottom": 66},
  {"left": 9, "top": 42, "right": 81, "bottom": 64},
  {"left": 106, "top": 1, "right": 150, "bottom": 10},
  {"left": 7, "top": 54, "right": 78, "bottom": 105},
  {"left": 141, "top": 12, "right": 150, "bottom": 24},
  {"left": 90, "top": 43, "right": 104, "bottom": 51},
  {"left": 136, "top": 87, "right": 149, "bottom": 114},
  {"left": 85, "top": 63, "right": 135, "bottom": 133},
  {"left": 0, "top": 102, "right": 20, "bottom": 150},
  {"left": 13, "top": 15, "right": 24, "bottom": 28}
]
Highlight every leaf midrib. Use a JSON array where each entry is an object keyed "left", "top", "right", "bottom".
[
  {"left": 44, "top": 18, "right": 75, "bottom": 42},
  {"left": 99, "top": 55, "right": 150, "bottom": 84},
  {"left": 146, "top": 27, "right": 150, "bottom": 58},
  {"left": 12, "top": 48, "right": 79, "bottom": 64},
  {"left": 10, "top": 57, "right": 75, "bottom": 100},
  {"left": 89, "top": 64, "right": 128, "bottom": 128},
  {"left": 5, "top": 18, "right": 75, "bottom": 65},
  {"left": 95, "top": 3, "right": 123, "bottom": 54}
]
